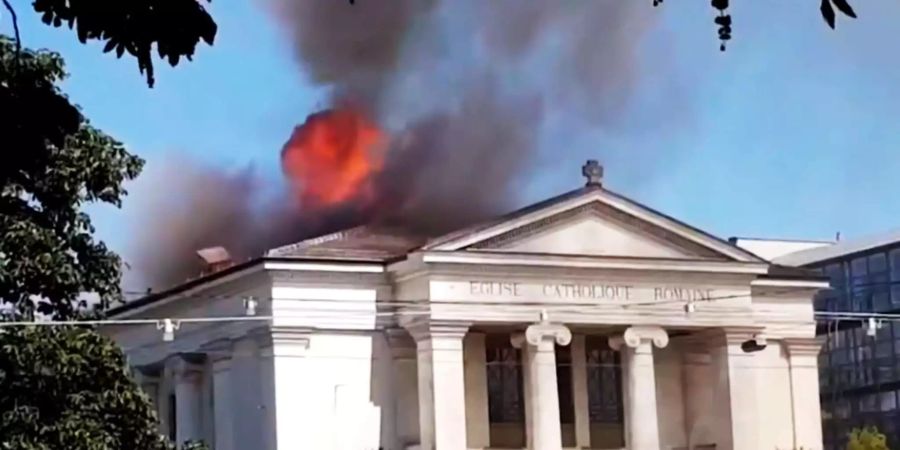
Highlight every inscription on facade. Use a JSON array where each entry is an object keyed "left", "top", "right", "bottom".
[
  {"left": 542, "top": 283, "right": 632, "bottom": 300},
  {"left": 469, "top": 281, "right": 521, "bottom": 297},
  {"left": 466, "top": 281, "right": 715, "bottom": 302},
  {"left": 653, "top": 287, "right": 713, "bottom": 301}
]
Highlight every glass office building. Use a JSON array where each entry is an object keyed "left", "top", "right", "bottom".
[{"left": 776, "top": 235, "right": 900, "bottom": 450}]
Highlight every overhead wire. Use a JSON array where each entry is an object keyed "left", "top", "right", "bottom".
[{"left": 3, "top": 282, "right": 899, "bottom": 347}]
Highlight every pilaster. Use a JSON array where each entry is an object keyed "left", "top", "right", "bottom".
[
  {"left": 707, "top": 327, "right": 765, "bottom": 450},
  {"left": 386, "top": 329, "right": 420, "bottom": 445},
  {"left": 261, "top": 326, "right": 311, "bottom": 450},
  {"left": 675, "top": 340, "right": 715, "bottom": 447},
  {"left": 783, "top": 337, "right": 824, "bottom": 450},
  {"left": 404, "top": 319, "right": 471, "bottom": 450},
  {"left": 464, "top": 332, "right": 490, "bottom": 449},
  {"left": 208, "top": 340, "right": 234, "bottom": 450},
  {"left": 229, "top": 335, "right": 264, "bottom": 450}
]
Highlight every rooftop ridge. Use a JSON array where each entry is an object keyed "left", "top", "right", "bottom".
[
  {"left": 728, "top": 236, "right": 836, "bottom": 244},
  {"left": 775, "top": 228, "right": 900, "bottom": 266},
  {"left": 266, "top": 225, "right": 367, "bottom": 257}
]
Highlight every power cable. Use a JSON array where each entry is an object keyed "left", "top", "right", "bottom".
[{"left": 4, "top": 284, "right": 897, "bottom": 344}]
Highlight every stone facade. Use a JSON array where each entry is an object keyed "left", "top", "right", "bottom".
[{"left": 107, "top": 176, "right": 828, "bottom": 450}]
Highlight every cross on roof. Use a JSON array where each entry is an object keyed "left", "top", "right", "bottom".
[{"left": 582, "top": 159, "right": 603, "bottom": 187}]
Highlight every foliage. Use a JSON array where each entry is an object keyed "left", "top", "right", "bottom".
[
  {"left": 181, "top": 442, "right": 210, "bottom": 450},
  {"left": 0, "top": 326, "right": 172, "bottom": 450},
  {"left": 651, "top": 0, "right": 857, "bottom": 51},
  {"left": 0, "top": 35, "right": 143, "bottom": 319},
  {"left": 24, "top": 0, "right": 217, "bottom": 87},
  {"left": 0, "top": 0, "right": 860, "bottom": 86},
  {"left": 0, "top": 34, "right": 207, "bottom": 450},
  {"left": 847, "top": 426, "right": 889, "bottom": 450}
]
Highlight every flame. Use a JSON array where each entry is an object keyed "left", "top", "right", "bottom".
[{"left": 281, "top": 108, "right": 385, "bottom": 206}]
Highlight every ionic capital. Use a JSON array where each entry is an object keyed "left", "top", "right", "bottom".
[
  {"left": 511, "top": 311, "right": 572, "bottom": 348},
  {"left": 527, "top": 322, "right": 572, "bottom": 346},
  {"left": 609, "top": 326, "right": 669, "bottom": 351}
]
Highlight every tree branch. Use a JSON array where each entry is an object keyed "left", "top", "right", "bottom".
[{"left": 2, "top": 0, "right": 20, "bottom": 64}]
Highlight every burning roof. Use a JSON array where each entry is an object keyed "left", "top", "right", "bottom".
[
  {"left": 126, "top": 1, "right": 666, "bottom": 291},
  {"left": 266, "top": 225, "right": 428, "bottom": 262}
]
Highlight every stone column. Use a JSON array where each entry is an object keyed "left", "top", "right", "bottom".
[
  {"left": 709, "top": 328, "right": 762, "bottom": 450},
  {"left": 512, "top": 315, "right": 572, "bottom": 450},
  {"left": 212, "top": 355, "right": 234, "bottom": 450},
  {"left": 464, "top": 332, "right": 491, "bottom": 449},
  {"left": 784, "top": 338, "right": 824, "bottom": 450},
  {"left": 609, "top": 326, "right": 669, "bottom": 450},
  {"left": 170, "top": 356, "right": 205, "bottom": 445},
  {"left": 405, "top": 320, "right": 470, "bottom": 450},
  {"left": 570, "top": 335, "right": 591, "bottom": 449}
]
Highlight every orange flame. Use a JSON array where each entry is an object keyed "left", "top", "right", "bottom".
[{"left": 281, "top": 108, "right": 385, "bottom": 206}]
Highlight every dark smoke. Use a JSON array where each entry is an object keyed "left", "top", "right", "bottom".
[
  {"left": 125, "top": 158, "right": 351, "bottom": 289},
  {"left": 371, "top": 77, "right": 544, "bottom": 233},
  {"left": 129, "top": 1, "right": 658, "bottom": 290},
  {"left": 270, "top": 0, "right": 439, "bottom": 111},
  {"left": 290, "top": 0, "right": 653, "bottom": 228}
]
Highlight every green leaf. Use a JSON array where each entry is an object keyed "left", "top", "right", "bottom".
[
  {"left": 711, "top": 0, "right": 729, "bottom": 10},
  {"left": 0, "top": 327, "right": 171, "bottom": 449},
  {"left": 821, "top": 0, "right": 836, "bottom": 28},
  {"left": 0, "top": 36, "right": 143, "bottom": 320},
  {"left": 831, "top": 0, "right": 857, "bottom": 18},
  {"left": 27, "top": 0, "right": 218, "bottom": 87}
]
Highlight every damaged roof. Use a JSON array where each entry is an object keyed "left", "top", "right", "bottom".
[{"left": 265, "top": 225, "right": 429, "bottom": 262}]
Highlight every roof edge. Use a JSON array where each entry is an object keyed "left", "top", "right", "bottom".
[{"left": 107, "top": 256, "right": 392, "bottom": 317}]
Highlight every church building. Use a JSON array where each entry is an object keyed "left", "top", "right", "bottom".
[{"left": 107, "top": 161, "right": 828, "bottom": 450}]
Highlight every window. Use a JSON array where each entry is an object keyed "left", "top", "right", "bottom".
[
  {"left": 851, "top": 257, "right": 871, "bottom": 311},
  {"left": 852, "top": 257, "right": 868, "bottom": 277},
  {"left": 880, "top": 391, "right": 897, "bottom": 412},
  {"left": 824, "top": 263, "right": 847, "bottom": 311},
  {"left": 485, "top": 335, "right": 524, "bottom": 424},
  {"left": 890, "top": 248, "right": 900, "bottom": 305},
  {"left": 870, "top": 253, "right": 890, "bottom": 311},
  {"left": 871, "top": 253, "right": 888, "bottom": 272},
  {"left": 585, "top": 337, "right": 622, "bottom": 424},
  {"left": 860, "top": 393, "right": 878, "bottom": 413}
]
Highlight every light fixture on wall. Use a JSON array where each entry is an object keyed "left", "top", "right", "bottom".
[
  {"left": 243, "top": 296, "right": 258, "bottom": 316},
  {"left": 157, "top": 319, "right": 180, "bottom": 342},
  {"left": 866, "top": 317, "right": 882, "bottom": 338},
  {"left": 740, "top": 335, "right": 767, "bottom": 353}
]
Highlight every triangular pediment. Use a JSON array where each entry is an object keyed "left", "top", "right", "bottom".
[{"left": 424, "top": 187, "right": 762, "bottom": 262}]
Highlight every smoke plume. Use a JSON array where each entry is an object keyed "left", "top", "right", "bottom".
[{"left": 129, "top": 1, "right": 659, "bottom": 290}]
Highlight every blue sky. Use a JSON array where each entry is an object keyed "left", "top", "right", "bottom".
[{"left": 3, "top": 1, "right": 899, "bottom": 272}]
